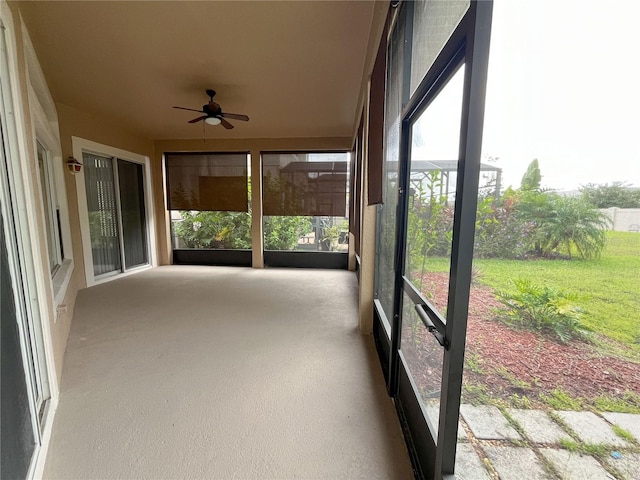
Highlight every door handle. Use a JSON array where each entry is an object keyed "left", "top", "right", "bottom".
[{"left": 414, "top": 305, "right": 449, "bottom": 349}]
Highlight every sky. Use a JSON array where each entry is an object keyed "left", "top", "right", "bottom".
[
  {"left": 481, "top": 0, "right": 640, "bottom": 190},
  {"left": 413, "top": 0, "right": 640, "bottom": 192}
]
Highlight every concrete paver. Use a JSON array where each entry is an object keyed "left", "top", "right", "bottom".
[
  {"left": 454, "top": 443, "right": 491, "bottom": 480},
  {"left": 540, "top": 448, "right": 615, "bottom": 480},
  {"left": 555, "top": 411, "right": 630, "bottom": 447},
  {"left": 459, "top": 405, "right": 521, "bottom": 440},
  {"left": 601, "top": 412, "right": 640, "bottom": 443},
  {"left": 508, "top": 409, "right": 571, "bottom": 444},
  {"left": 424, "top": 404, "right": 467, "bottom": 440},
  {"left": 454, "top": 406, "right": 637, "bottom": 479},
  {"left": 484, "top": 446, "right": 550, "bottom": 480},
  {"left": 606, "top": 452, "right": 640, "bottom": 480}
]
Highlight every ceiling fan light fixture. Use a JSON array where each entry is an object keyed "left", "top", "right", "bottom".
[{"left": 205, "top": 116, "right": 222, "bottom": 126}]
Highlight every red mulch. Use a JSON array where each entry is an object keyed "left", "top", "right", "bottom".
[{"left": 407, "top": 272, "right": 640, "bottom": 407}]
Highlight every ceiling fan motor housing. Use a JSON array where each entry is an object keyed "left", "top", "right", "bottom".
[{"left": 173, "top": 88, "right": 249, "bottom": 129}]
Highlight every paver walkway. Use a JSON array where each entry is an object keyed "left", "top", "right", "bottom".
[{"left": 452, "top": 405, "right": 640, "bottom": 479}]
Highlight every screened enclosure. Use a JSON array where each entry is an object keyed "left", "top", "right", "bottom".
[{"left": 262, "top": 152, "right": 349, "bottom": 268}]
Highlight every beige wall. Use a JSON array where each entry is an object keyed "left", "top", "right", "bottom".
[
  {"left": 54, "top": 104, "right": 154, "bottom": 378},
  {"left": 57, "top": 102, "right": 154, "bottom": 285}
]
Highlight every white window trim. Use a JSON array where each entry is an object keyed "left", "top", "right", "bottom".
[
  {"left": 73, "top": 136, "right": 157, "bottom": 287},
  {"left": 24, "top": 26, "right": 73, "bottom": 313},
  {"left": 36, "top": 140, "right": 63, "bottom": 270},
  {"left": 1, "top": 3, "right": 59, "bottom": 479}
]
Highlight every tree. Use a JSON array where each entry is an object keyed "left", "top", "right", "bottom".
[
  {"left": 579, "top": 182, "right": 640, "bottom": 209},
  {"left": 520, "top": 159, "right": 542, "bottom": 191}
]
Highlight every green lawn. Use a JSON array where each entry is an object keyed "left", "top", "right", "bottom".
[{"left": 472, "top": 232, "right": 640, "bottom": 358}]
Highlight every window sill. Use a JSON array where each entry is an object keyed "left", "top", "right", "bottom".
[{"left": 52, "top": 259, "right": 73, "bottom": 310}]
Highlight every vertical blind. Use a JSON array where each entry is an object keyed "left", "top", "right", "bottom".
[
  {"left": 262, "top": 152, "right": 349, "bottom": 216},
  {"left": 83, "top": 152, "right": 122, "bottom": 276},
  {"left": 165, "top": 153, "right": 248, "bottom": 212}
]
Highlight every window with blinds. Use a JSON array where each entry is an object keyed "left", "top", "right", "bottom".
[
  {"left": 262, "top": 152, "right": 348, "bottom": 217},
  {"left": 165, "top": 153, "right": 249, "bottom": 212}
]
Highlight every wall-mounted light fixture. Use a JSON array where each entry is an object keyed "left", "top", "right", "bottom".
[{"left": 66, "top": 156, "right": 83, "bottom": 174}]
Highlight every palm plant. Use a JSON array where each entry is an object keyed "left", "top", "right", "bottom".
[{"left": 517, "top": 191, "right": 609, "bottom": 259}]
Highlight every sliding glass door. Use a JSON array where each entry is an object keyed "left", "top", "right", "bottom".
[
  {"left": 118, "top": 160, "right": 148, "bottom": 269},
  {"left": 373, "top": 1, "right": 492, "bottom": 478},
  {"left": 83, "top": 153, "right": 149, "bottom": 280}
]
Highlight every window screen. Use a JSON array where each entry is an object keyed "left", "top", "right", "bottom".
[
  {"left": 165, "top": 153, "right": 248, "bottom": 212},
  {"left": 262, "top": 152, "right": 349, "bottom": 217}
]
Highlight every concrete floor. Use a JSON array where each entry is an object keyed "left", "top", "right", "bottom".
[{"left": 44, "top": 266, "right": 414, "bottom": 479}]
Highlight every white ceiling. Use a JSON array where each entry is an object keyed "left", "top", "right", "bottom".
[{"left": 16, "top": 1, "right": 387, "bottom": 140}]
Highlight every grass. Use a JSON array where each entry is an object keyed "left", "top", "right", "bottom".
[
  {"left": 464, "top": 352, "right": 487, "bottom": 374},
  {"left": 471, "top": 231, "right": 640, "bottom": 357},
  {"left": 572, "top": 441, "right": 611, "bottom": 457},
  {"left": 594, "top": 392, "right": 640, "bottom": 414},
  {"left": 417, "top": 232, "right": 639, "bottom": 411},
  {"left": 612, "top": 425, "right": 636, "bottom": 443},
  {"left": 540, "top": 388, "right": 584, "bottom": 410},
  {"left": 419, "top": 232, "right": 639, "bottom": 356}
]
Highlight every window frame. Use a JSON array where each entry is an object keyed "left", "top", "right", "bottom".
[
  {"left": 35, "top": 139, "right": 62, "bottom": 273},
  {"left": 26, "top": 57, "right": 74, "bottom": 309},
  {"left": 0, "top": 5, "right": 62, "bottom": 478}
]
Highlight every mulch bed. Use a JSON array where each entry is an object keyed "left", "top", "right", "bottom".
[{"left": 406, "top": 272, "right": 640, "bottom": 408}]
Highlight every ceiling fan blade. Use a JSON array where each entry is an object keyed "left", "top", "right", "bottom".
[
  {"left": 208, "top": 101, "right": 221, "bottom": 113},
  {"left": 221, "top": 112, "right": 249, "bottom": 121},
  {"left": 220, "top": 118, "right": 234, "bottom": 129},
  {"left": 189, "top": 116, "right": 207, "bottom": 123},
  {"left": 173, "top": 106, "right": 204, "bottom": 113}
]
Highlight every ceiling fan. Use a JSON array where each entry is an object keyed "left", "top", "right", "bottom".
[{"left": 173, "top": 89, "right": 249, "bottom": 129}]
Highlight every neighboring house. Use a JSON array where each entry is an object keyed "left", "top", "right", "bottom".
[{"left": 1, "top": 1, "right": 493, "bottom": 479}]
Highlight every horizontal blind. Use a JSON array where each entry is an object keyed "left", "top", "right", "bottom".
[
  {"left": 262, "top": 152, "right": 349, "bottom": 216},
  {"left": 165, "top": 153, "right": 248, "bottom": 212}
]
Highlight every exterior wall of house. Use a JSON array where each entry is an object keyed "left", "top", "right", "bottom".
[
  {"left": 6, "top": 1, "right": 156, "bottom": 384},
  {"left": 5, "top": 1, "right": 68, "bottom": 386},
  {"left": 55, "top": 104, "right": 154, "bottom": 376}
]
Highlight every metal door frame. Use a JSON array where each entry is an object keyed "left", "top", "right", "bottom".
[{"left": 372, "top": 1, "right": 493, "bottom": 478}]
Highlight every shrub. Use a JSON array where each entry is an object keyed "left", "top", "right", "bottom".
[
  {"left": 495, "top": 279, "right": 589, "bottom": 343},
  {"left": 407, "top": 171, "right": 454, "bottom": 260},
  {"left": 263, "top": 215, "right": 312, "bottom": 250},
  {"left": 580, "top": 181, "right": 640, "bottom": 208},
  {"left": 173, "top": 211, "right": 312, "bottom": 250},
  {"left": 516, "top": 191, "right": 608, "bottom": 259},
  {"left": 173, "top": 211, "right": 252, "bottom": 249},
  {"left": 473, "top": 193, "right": 530, "bottom": 259}
]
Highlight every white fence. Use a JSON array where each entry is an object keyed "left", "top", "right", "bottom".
[{"left": 600, "top": 208, "right": 640, "bottom": 232}]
